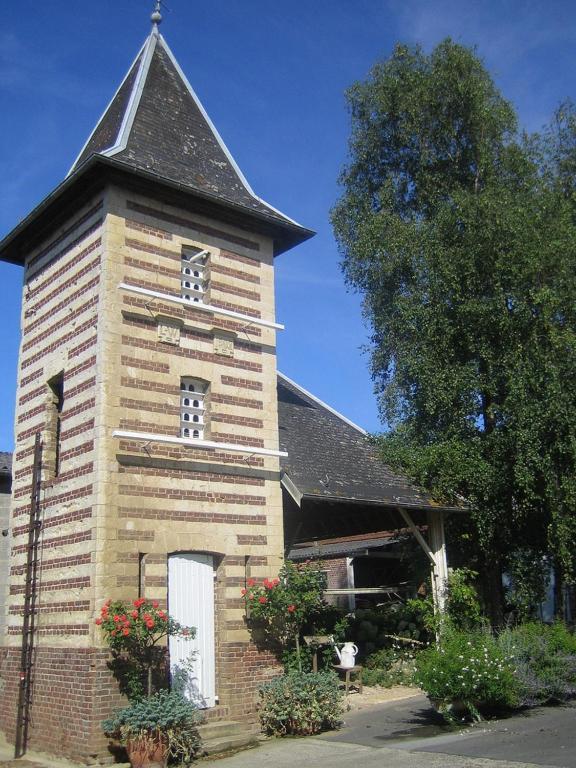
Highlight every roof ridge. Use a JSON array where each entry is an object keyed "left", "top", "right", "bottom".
[
  {"left": 67, "top": 35, "right": 153, "bottom": 175},
  {"left": 277, "top": 371, "right": 368, "bottom": 435}
]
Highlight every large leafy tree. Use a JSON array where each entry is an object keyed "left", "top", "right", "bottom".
[{"left": 332, "top": 40, "right": 576, "bottom": 623}]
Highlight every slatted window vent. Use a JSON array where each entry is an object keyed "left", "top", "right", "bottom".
[
  {"left": 181, "top": 378, "right": 208, "bottom": 439},
  {"left": 181, "top": 248, "right": 209, "bottom": 303}
]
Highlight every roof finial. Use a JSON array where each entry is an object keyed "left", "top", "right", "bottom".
[{"left": 151, "top": 0, "right": 162, "bottom": 33}]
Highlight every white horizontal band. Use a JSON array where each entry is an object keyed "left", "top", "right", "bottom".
[
  {"left": 113, "top": 429, "right": 287, "bottom": 458},
  {"left": 119, "top": 282, "right": 284, "bottom": 330}
]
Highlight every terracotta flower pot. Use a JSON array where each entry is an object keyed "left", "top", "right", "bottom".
[{"left": 126, "top": 734, "right": 168, "bottom": 768}]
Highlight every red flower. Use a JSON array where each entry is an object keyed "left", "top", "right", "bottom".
[
  {"left": 158, "top": 610, "right": 166, "bottom": 620},
  {"left": 152, "top": 601, "right": 159, "bottom": 609},
  {"left": 240, "top": 588, "right": 247, "bottom": 596},
  {"left": 95, "top": 618, "right": 102, "bottom": 625},
  {"left": 287, "top": 605, "right": 296, "bottom": 613},
  {"left": 133, "top": 598, "right": 145, "bottom": 608},
  {"left": 145, "top": 620, "right": 154, "bottom": 629},
  {"left": 113, "top": 615, "right": 120, "bottom": 623},
  {"left": 247, "top": 578, "right": 256, "bottom": 587},
  {"left": 258, "top": 596, "right": 267, "bottom": 604},
  {"left": 143, "top": 613, "right": 152, "bottom": 622},
  {"left": 111, "top": 629, "right": 117, "bottom": 637},
  {"left": 122, "top": 628, "right": 130, "bottom": 636},
  {"left": 120, "top": 615, "right": 127, "bottom": 622},
  {"left": 131, "top": 610, "right": 138, "bottom": 619}
]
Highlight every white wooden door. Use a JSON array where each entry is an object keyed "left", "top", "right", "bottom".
[{"left": 168, "top": 553, "right": 216, "bottom": 708}]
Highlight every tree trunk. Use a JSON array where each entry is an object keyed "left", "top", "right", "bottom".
[
  {"left": 295, "top": 634, "right": 302, "bottom": 673},
  {"left": 480, "top": 555, "right": 505, "bottom": 629}
]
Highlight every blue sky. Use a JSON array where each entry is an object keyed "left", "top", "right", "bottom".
[{"left": 0, "top": 0, "right": 575, "bottom": 450}]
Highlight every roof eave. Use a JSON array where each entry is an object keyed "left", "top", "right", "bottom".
[
  {"left": 0, "top": 154, "right": 315, "bottom": 266},
  {"left": 300, "top": 491, "right": 466, "bottom": 514}
]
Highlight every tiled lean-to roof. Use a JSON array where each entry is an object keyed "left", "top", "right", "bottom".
[
  {"left": 277, "top": 373, "right": 459, "bottom": 511},
  {"left": 70, "top": 30, "right": 302, "bottom": 231},
  {"left": 0, "top": 452, "right": 12, "bottom": 477}
]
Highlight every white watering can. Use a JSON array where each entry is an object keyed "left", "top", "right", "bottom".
[{"left": 335, "top": 642, "right": 358, "bottom": 669}]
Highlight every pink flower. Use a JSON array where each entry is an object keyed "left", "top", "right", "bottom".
[
  {"left": 113, "top": 615, "right": 120, "bottom": 623},
  {"left": 131, "top": 610, "right": 138, "bottom": 619},
  {"left": 287, "top": 605, "right": 296, "bottom": 613},
  {"left": 247, "top": 578, "right": 256, "bottom": 587},
  {"left": 258, "top": 596, "right": 267, "bottom": 604},
  {"left": 152, "top": 601, "right": 159, "bottom": 609},
  {"left": 241, "top": 588, "right": 247, "bottom": 596},
  {"left": 95, "top": 618, "right": 102, "bottom": 625}
]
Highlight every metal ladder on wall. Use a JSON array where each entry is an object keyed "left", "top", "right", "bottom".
[{"left": 14, "top": 433, "right": 43, "bottom": 758}]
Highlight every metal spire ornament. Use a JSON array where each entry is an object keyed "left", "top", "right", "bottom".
[{"left": 151, "top": 0, "right": 162, "bottom": 33}]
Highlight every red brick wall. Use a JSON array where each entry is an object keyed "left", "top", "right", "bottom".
[
  {"left": 218, "top": 642, "right": 280, "bottom": 719},
  {"left": 0, "top": 645, "right": 125, "bottom": 761},
  {"left": 321, "top": 556, "right": 351, "bottom": 609}
]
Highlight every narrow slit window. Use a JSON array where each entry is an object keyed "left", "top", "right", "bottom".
[{"left": 48, "top": 372, "right": 64, "bottom": 477}]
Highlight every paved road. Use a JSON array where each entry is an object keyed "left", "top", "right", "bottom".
[
  {"left": 214, "top": 695, "right": 575, "bottom": 768},
  {"left": 318, "top": 694, "right": 576, "bottom": 767}
]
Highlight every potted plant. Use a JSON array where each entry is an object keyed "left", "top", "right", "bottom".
[{"left": 102, "top": 688, "right": 200, "bottom": 768}]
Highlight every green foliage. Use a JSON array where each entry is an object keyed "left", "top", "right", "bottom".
[
  {"left": 445, "top": 569, "right": 483, "bottom": 630},
  {"left": 363, "top": 643, "right": 419, "bottom": 687},
  {"left": 347, "top": 599, "right": 433, "bottom": 657},
  {"left": 102, "top": 689, "right": 201, "bottom": 762},
  {"left": 96, "top": 598, "right": 194, "bottom": 699},
  {"left": 498, "top": 621, "right": 576, "bottom": 706},
  {"left": 505, "top": 551, "right": 550, "bottom": 622},
  {"left": 258, "top": 672, "right": 344, "bottom": 736},
  {"left": 243, "top": 561, "right": 330, "bottom": 670},
  {"left": 414, "top": 627, "right": 519, "bottom": 720},
  {"left": 332, "top": 39, "right": 576, "bottom": 617}
]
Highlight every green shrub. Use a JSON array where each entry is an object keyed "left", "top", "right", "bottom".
[
  {"left": 259, "top": 672, "right": 343, "bottom": 736},
  {"left": 363, "top": 643, "right": 420, "bottom": 687},
  {"left": 348, "top": 599, "right": 433, "bottom": 657},
  {"left": 414, "top": 628, "right": 519, "bottom": 720},
  {"left": 498, "top": 621, "right": 576, "bottom": 706},
  {"left": 445, "top": 569, "right": 483, "bottom": 631}
]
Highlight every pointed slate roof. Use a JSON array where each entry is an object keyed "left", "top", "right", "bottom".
[
  {"left": 70, "top": 30, "right": 300, "bottom": 230},
  {"left": 0, "top": 28, "right": 313, "bottom": 265}
]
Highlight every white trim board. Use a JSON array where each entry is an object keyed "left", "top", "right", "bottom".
[
  {"left": 277, "top": 371, "right": 367, "bottom": 435},
  {"left": 119, "top": 282, "right": 284, "bottom": 330},
  {"left": 112, "top": 429, "right": 287, "bottom": 458}
]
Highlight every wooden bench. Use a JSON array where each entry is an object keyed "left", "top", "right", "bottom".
[{"left": 333, "top": 664, "right": 363, "bottom": 694}]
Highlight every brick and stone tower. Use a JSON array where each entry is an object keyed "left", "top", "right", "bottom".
[{"left": 0, "top": 12, "right": 312, "bottom": 760}]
